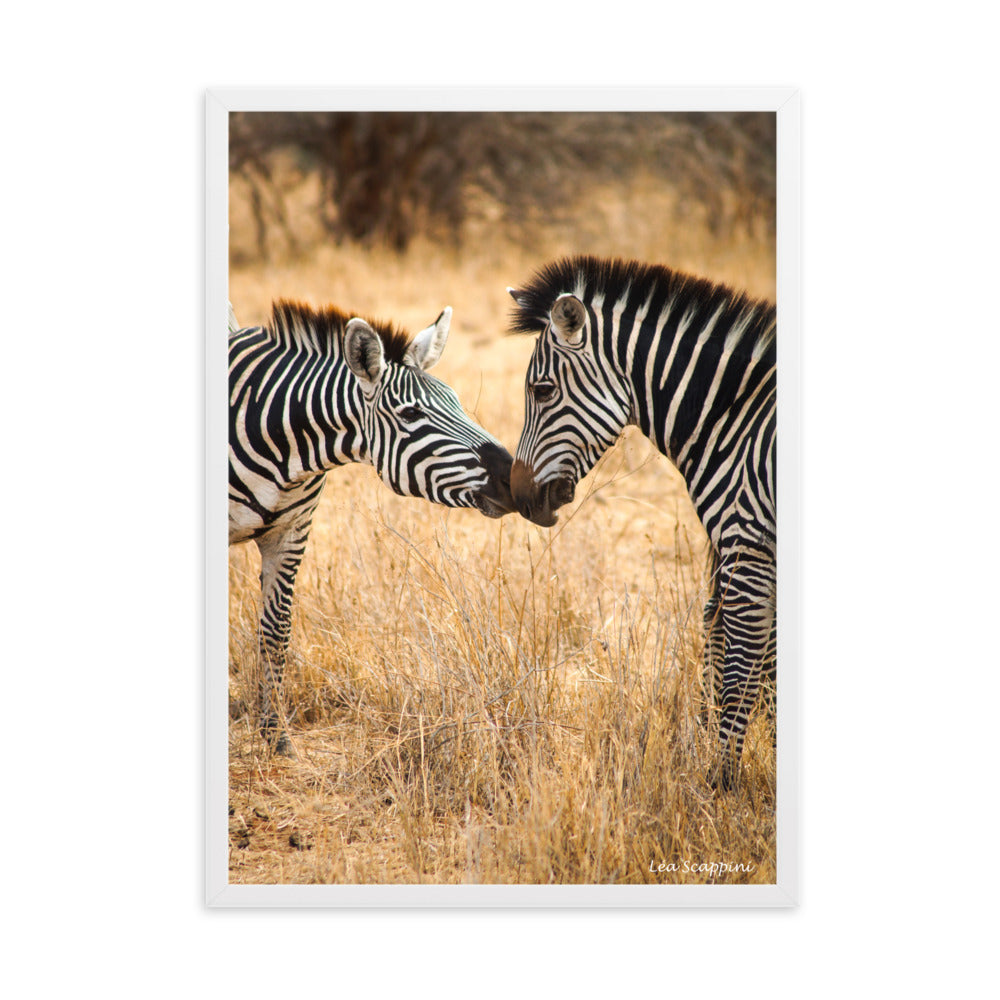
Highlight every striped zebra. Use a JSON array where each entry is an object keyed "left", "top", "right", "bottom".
[
  {"left": 507, "top": 256, "right": 776, "bottom": 790},
  {"left": 230, "top": 299, "right": 515, "bottom": 753}
]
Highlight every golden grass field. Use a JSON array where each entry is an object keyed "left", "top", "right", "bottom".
[{"left": 227, "top": 165, "right": 777, "bottom": 884}]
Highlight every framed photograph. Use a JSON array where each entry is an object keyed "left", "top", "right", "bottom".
[{"left": 206, "top": 87, "right": 800, "bottom": 906}]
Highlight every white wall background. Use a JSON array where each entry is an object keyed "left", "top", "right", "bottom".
[{"left": 4, "top": 2, "right": 996, "bottom": 995}]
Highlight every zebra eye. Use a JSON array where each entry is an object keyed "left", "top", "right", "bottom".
[
  {"left": 398, "top": 404, "right": 424, "bottom": 423},
  {"left": 531, "top": 381, "right": 557, "bottom": 403}
]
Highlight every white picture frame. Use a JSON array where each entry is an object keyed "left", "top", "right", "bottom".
[{"left": 206, "top": 86, "right": 800, "bottom": 907}]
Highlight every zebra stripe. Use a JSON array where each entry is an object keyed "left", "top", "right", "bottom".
[
  {"left": 229, "top": 300, "right": 514, "bottom": 753},
  {"left": 508, "top": 256, "right": 776, "bottom": 790}
]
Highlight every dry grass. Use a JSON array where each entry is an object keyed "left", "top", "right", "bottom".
[{"left": 227, "top": 168, "right": 777, "bottom": 884}]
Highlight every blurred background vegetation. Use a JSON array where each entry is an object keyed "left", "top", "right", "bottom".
[{"left": 229, "top": 112, "right": 775, "bottom": 263}]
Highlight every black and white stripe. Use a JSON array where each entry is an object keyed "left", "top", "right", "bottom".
[
  {"left": 229, "top": 300, "right": 514, "bottom": 752},
  {"left": 508, "top": 256, "right": 775, "bottom": 789}
]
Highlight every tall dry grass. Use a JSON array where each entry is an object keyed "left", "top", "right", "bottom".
[{"left": 227, "top": 169, "right": 777, "bottom": 885}]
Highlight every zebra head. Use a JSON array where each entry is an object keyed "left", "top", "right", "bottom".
[
  {"left": 343, "top": 307, "right": 515, "bottom": 518},
  {"left": 508, "top": 290, "right": 632, "bottom": 526}
]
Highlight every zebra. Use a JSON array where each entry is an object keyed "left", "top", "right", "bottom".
[
  {"left": 229, "top": 299, "right": 515, "bottom": 754},
  {"left": 506, "top": 255, "right": 776, "bottom": 790}
]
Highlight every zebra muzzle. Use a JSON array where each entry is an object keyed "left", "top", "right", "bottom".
[
  {"left": 510, "top": 459, "right": 575, "bottom": 527},
  {"left": 472, "top": 440, "right": 516, "bottom": 518}
]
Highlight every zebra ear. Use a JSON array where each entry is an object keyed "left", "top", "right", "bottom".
[
  {"left": 550, "top": 293, "right": 586, "bottom": 346},
  {"left": 344, "top": 318, "right": 386, "bottom": 387},
  {"left": 404, "top": 306, "right": 451, "bottom": 371},
  {"left": 507, "top": 286, "right": 530, "bottom": 308}
]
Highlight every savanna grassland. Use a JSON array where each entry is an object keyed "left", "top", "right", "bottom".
[{"left": 226, "top": 130, "right": 777, "bottom": 885}]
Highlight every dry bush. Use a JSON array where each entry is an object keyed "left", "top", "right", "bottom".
[{"left": 229, "top": 112, "right": 775, "bottom": 259}]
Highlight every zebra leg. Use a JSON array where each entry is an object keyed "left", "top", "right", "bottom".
[
  {"left": 698, "top": 548, "right": 724, "bottom": 728},
  {"left": 761, "top": 616, "right": 777, "bottom": 726},
  {"left": 708, "top": 558, "right": 776, "bottom": 791},
  {"left": 254, "top": 524, "right": 310, "bottom": 755},
  {"left": 700, "top": 587, "right": 725, "bottom": 727}
]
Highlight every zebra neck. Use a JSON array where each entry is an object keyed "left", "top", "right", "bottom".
[
  {"left": 261, "top": 337, "right": 370, "bottom": 480},
  {"left": 614, "top": 296, "right": 776, "bottom": 481},
  {"left": 320, "top": 374, "right": 370, "bottom": 468}
]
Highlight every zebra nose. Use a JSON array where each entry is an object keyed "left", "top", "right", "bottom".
[
  {"left": 476, "top": 440, "right": 515, "bottom": 513},
  {"left": 479, "top": 440, "right": 513, "bottom": 483},
  {"left": 511, "top": 459, "right": 555, "bottom": 526},
  {"left": 510, "top": 458, "right": 534, "bottom": 502}
]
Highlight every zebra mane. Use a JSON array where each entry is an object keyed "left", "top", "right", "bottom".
[
  {"left": 268, "top": 299, "right": 413, "bottom": 363},
  {"left": 508, "top": 255, "right": 773, "bottom": 334}
]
